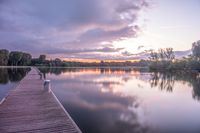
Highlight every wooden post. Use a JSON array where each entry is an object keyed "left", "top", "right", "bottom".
[
  {"left": 39, "top": 72, "right": 43, "bottom": 79},
  {"left": 44, "top": 80, "right": 51, "bottom": 92}
]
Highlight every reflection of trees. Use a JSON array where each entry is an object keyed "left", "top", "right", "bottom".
[
  {"left": 39, "top": 67, "right": 83, "bottom": 75},
  {"left": 100, "top": 68, "right": 132, "bottom": 74},
  {"left": 150, "top": 71, "right": 200, "bottom": 100},
  {"left": 0, "top": 68, "right": 30, "bottom": 84},
  {"left": 192, "top": 78, "right": 200, "bottom": 100},
  {"left": 150, "top": 72, "right": 175, "bottom": 92},
  {"left": 0, "top": 68, "right": 9, "bottom": 84},
  {"left": 181, "top": 72, "right": 200, "bottom": 101},
  {"left": 8, "top": 68, "right": 30, "bottom": 82},
  {"left": 38, "top": 67, "right": 146, "bottom": 75}
]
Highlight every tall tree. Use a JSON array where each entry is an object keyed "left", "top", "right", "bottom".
[
  {"left": 0, "top": 49, "right": 9, "bottom": 66},
  {"left": 164, "top": 48, "right": 175, "bottom": 61},
  {"left": 150, "top": 48, "right": 175, "bottom": 61},
  {"left": 39, "top": 55, "right": 46, "bottom": 62},
  {"left": 158, "top": 49, "right": 165, "bottom": 60},
  {"left": 8, "top": 52, "right": 23, "bottom": 66},
  {"left": 19, "top": 53, "right": 32, "bottom": 66},
  {"left": 149, "top": 50, "right": 158, "bottom": 61},
  {"left": 192, "top": 40, "right": 200, "bottom": 60}
]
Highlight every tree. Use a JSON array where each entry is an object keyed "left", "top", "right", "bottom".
[
  {"left": 8, "top": 51, "right": 23, "bottom": 66},
  {"left": 164, "top": 48, "right": 175, "bottom": 61},
  {"left": 158, "top": 49, "right": 165, "bottom": 60},
  {"left": 149, "top": 50, "right": 158, "bottom": 61},
  {"left": 192, "top": 40, "right": 200, "bottom": 60},
  {"left": 19, "top": 53, "right": 32, "bottom": 66},
  {"left": 149, "top": 48, "right": 175, "bottom": 62},
  {"left": 0, "top": 49, "right": 9, "bottom": 66},
  {"left": 39, "top": 55, "right": 46, "bottom": 62},
  {"left": 148, "top": 48, "right": 175, "bottom": 70}
]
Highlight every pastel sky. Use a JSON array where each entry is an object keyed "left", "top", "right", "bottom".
[{"left": 0, "top": 0, "right": 199, "bottom": 60}]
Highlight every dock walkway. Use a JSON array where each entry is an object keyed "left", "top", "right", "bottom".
[{"left": 0, "top": 68, "right": 81, "bottom": 133}]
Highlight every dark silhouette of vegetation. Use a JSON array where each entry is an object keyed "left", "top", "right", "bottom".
[
  {"left": 192, "top": 40, "right": 200, "bottom": 60},
  {"left": 0, "top": 68, "right": 30, "bottom": 84},
  {"left": 8, "top": 51, "right": 23, "bottom": 66},
  {"left": 0, "top": 68, "right": 9, "bottom": 84},
  {"left": 149, "top": 48, "right": 175, "bottom": 70},
  {"left": 0, "top": 49, "right": 9, "bottom": 66},
  {"left": 149, "top": 40, "right": 200, "bottom": 71},
  {"left": 0, "top": 49, "right": 149, "bottom": 67},
  {"left": 150, "top": 72, "right": 175, "bottom": 92},
  {"left": 149, "top": 71, "right": 200, "bottom": 100},
  {"left": 39, "top": 55, "right": 46, "bottom": 62},
  {"left": 1, "top": 39, "right": 200, "bottom": 69},
  {"left": 31, "top": 57, "right": 149, "bottom": 67},
  {"left": 18, "top": 53, "right": 32, "bottom": 66},
  {"left": 0, "top": 50, "right": 32, "bottom": 66}
]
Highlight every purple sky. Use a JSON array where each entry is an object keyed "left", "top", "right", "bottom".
[{"left": 0, "top": 0, "right": 199, "bottom": 60}]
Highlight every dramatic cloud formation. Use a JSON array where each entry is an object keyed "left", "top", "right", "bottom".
[{"left": 0, "top": 0, "right": 149, "bottom": 59}]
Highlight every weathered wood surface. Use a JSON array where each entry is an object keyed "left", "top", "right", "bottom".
[{"left": 0, "top": 68, "right": 81, "bottom": 133}]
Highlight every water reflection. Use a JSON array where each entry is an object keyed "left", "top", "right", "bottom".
[
  {"left": 0, "top": 67, "right": 30, "bottom": 100},
  {"left": 0, "top": 67, "right": 30, "bottom": 83},
  {"left": 0, "top": 68, "right": 9, "bottom": 84},
  {"left": 41, "top": 67, "right": 200, "bottom": 133},
  {"left": 38, "top": 67, "right": 147, "bottom": 75},
  {"left": 149, "top": 71, "right": 200, "bottom": 100},
  {"left": 149, "top": 72, "right": 175, "bottom": 92}
]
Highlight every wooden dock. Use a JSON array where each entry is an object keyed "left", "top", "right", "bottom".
[{"left": 0, "top": 68, "right": 81, "bottom": 133}]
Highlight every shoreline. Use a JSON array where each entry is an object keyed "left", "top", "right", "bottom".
[{"left": 0, "top": 65, "right": 149, "bottom": 69}]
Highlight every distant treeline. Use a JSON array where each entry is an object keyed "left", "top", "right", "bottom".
[
  {"left": 1, "top": 40, "right": 200, "bottom": 70},
  {"left": 148, "top": 40, "right": 200, "bottom": 71},
  {"left": 0, "top": 50, "right": 32, "bottom": 66},
  {"left": 0, "top": 49, "right": 149, "bottom": 67},
  {"left": 32, "top": 58, "right": 149, "bottom": 67}
]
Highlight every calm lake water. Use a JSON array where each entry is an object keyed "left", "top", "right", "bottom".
[
  {"left": 39, "top": 67, "right": 200, "bottom": 133},
  {"left": 0, "top": 68, "right": 30, "bottom": 101},
  {"left": 1, "top": 67, "right": 200, "bottom": 133}
]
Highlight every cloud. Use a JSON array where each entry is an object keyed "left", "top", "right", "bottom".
[
  {"left": 0, "top": 0, "right": 149, "bottom": 59},
  {"left": 137, "top": 45, "right": 144, "bottom": 50},
  {"left": 121, "top": 51, "right": 134, "bottom": 56},
  {"left": 45, "top": 47, "right": 124, "bottom": 54}
]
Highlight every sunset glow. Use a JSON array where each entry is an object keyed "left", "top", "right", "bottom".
[{"left": 0, "top": 0, "right": 199, "bottom": 60}]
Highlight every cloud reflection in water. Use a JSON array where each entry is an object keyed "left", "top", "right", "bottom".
[{"left": 41, "top": 68, "right": 200, "bottom": 133}]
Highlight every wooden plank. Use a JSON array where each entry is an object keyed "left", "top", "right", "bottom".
[{"left": 0, "top": 68, "right": 82, "bottom": 133}]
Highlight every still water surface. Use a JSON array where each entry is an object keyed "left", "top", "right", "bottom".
[
  {"left": 1, "top": 67, "right": 200, "bottom": 133},
  {"left": 40, "top": 67, "right": 200, "bottom": 133},
  {"left": 0, "top": 68, "right": 30, "bottom": 100}
]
